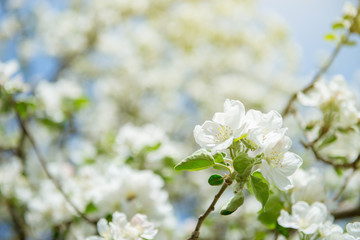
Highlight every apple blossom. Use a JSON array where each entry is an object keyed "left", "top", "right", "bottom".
[
  {"left": 193, "top": 99, "right": 246, "bottom": 153},
  {"left": 87, "top": 212, "right": 158, "bottom": 240},
  {"left": 260, "top": 130, "right": 303, "bottom": 190},
  {"left": 346, "top": 222, "right": 360, "bottom": 238},
  {"left": 277, "top": 201, "right": 328, "bottom": 234}
]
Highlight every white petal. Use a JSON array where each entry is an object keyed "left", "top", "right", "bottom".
[
  {"left": 277, "top": 152, "right": 303, "bottom": 176},
  {"left": 306, "top": 202, "right": 327, "bottom": 224},
  {"left": 277, "top": 210, "right": 299, "bottom": 229},
  {"left": 223, "top": 99, "right": 245, "bottom": 129},
  {"left": 260, "top": 160, "right": 293, "bottom": 191},
  {"left": 291, "top": 201, "right": 310, "bottom": 219},
  {"left": 97, "top": 218, "right": 110, "bottom": 238},
  {"left": 112, "top": 212, "right": 127, "bottom": 228},
  {"left": 193, "top": 121, "right": 219, "bottom": 148},
  {"left": 301, "top": 223, "right": 320, "bottom": 235},
  {"left": 346, "top": 222, "right": 360, "bottom": 237},
  {"left": 212, "top": 112, "right": 226, "bottom": 125},
  {"left": 211, "top": 137, "right": 234, "bottom": 154}
]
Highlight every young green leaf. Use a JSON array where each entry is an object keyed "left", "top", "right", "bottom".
[
  {"left": 317, "top": 133, "right": 337, "bottom": 150},
  {"left": 258, "top": 194, "right": 283, "bottom": 229},
  {"left": 233, "top": 152, "right": 254, "bottom": 176},
  {"left": 213, "top": 152, "right": 225, "bottom": 164},
  {"left": 208, "top": 174, "right": 224, "bottom": 186},
  {"left": 324, "top": 33, "right": 337, "bottom": 41},
  {"left": 174, "top": 149, "right": 215, "bottom": 171},
  {"left": 250, "top": 172, "right": 269, "bottom": 208},
  {"left": 220, "top": 191, "right": 244, "bottom": 215},
  {"left": 85, "top": 202, "right": 98, "bottom": 214}
]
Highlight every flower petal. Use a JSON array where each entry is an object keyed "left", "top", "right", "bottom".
[
  {"left": 277, "top": 152, "right": 303, "bottom": 176},
  {"left": 260, "top": 160, "right": 293, "bottom": 191}
]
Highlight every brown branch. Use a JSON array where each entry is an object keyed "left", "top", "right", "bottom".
[
  {"left": 187, "top": 183, "right": 229, "bottom": 240},
  {"left": 12, "top": 104, "right": 96, "bottom": 225},
  {"left": 333, "top": 205, "right": 360, "bottom": 219},
  {"left": 302, "top": 141, "right": 360, "bottom": 169},
  {"left": 4, "top": 197, "right": 26, "bottom": 240},
  {"left": 282, "top": 32, "right": 349, "bottom": 117}
]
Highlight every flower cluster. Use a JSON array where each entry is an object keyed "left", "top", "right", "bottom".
[
  {"left": 194, "top": 99, "right": 302, "bottom": 190},
  {"left": 278, "top": 201, "right": 360, "bottom": 240},
  {"left": 87, "top": 212, "right": 158, "bottom": 240}
]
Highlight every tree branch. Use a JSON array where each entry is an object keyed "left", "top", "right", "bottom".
[
  {"left": 12, "top": 103, "right": 96, "bottom": 225},
  {"left": 304, "top": 141, "right": 360, "bottom": 169},
  {"left": 187, "top": 183, "right": 229, "bottom": 240},
  {"left": 333, "top": 205, "right": 360, "bottom": 219},
  {"left": 282, "top": 32, "right": 349, "bottom": 117},
  {"left": 4, "top": 197, "right": 26, "bottom": 240}
]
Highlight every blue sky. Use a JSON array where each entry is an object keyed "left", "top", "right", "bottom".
[{"left": 260, "top": 0, "right": 360, "bottom": 90}]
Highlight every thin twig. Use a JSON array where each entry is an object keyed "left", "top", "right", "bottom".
[
  {"left": 305, "top": 142, "right": 360, "bottom": 169},
  {"left": 294, "top": 108, "right": 360, "bottom": 169},
  {"left": 4, "top": 197, "right": 26, "bottom": 240},
  {"left": 333, "top": 205, "right": 360, "bottom": 219},
  {"left": 282, "top": 32, "right": 349, "bottom": 117},
  {"left": 332, "top": 169, "right": 354, "bottom": 201},
  {"left": 13, "top": 106, "right": 96, "bottom": 225},
  {"left": 187, "top": 183, "right": 229, "bottom": 240}
]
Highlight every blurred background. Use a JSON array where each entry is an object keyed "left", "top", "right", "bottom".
[{"left": 0, "top": 0, "right": 359, "bottom": 239}]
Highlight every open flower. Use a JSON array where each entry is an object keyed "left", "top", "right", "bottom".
[
  {"left": 193, "top": 99, "right": 246, "bottom": 153},
  {"left": 277, "top": 201, "right": 328, "bottom": 235},
  {"left": 244, "top": 109, "right": 283, "bottom": 147},
  {"left": 260, "top": 130, "right": 302, "bottom": 190},
  {"left": 346, "top": 222, "right": 360, "bottom": 238},
  {"left": 87, "top": 212, "right": 158, "bottom": 240}
]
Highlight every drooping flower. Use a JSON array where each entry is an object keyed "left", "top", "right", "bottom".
[
  {"left": 277, "top": 201, "right": 328, "bottom": 234},
  {"left": 87, "top": 212, "right": 158, "bottom": 240},
  {"left": 260, "top": 130, "right": 302, "bottom": 190},
  {"left": 193, "top": 99, "right": 246, "bottom": 153}
]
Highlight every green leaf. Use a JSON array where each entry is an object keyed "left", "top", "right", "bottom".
[
  {"left": 317, "top": 133, "right": 337, "bottom": 150},
  {"left": 174, "top": 149, "right": 215, "bottom": 171},
  {"left": 332, "top": 22, "right": 345, "bottom": 30},
  {"left": 15, "top": 101, "right": 36, "bottom": 118},
  {"left": 73, "top": 97, "right": 89, "bottom": 110},
  {"left": 220, "top": 191, "right": 244, "bottom": 215},
  {"left": 213, "top": 152, "right": 225, "bottom": 164},
  {"left": 143, "top": 142, "right": 162, "bottom": 152},
  {"left": 233, "top": 152, "right": 254, "bottom": 176},
  {"left": 344, "top": 40, "right": 357, "bottom": 46},
  {"left": 208, "top": 174, "right": 224, "bottom": 186},
  {"left": 250, "top": 172, "right": 269, "bottom": 208},
  {"left": 213, "top": 163, "right": 229, "bottom": 171},
  {"left": 324, "top": 33, "right": 337, "bottom": 41},
  {"left": 258, "top": 194, "right": 283, "bottom": 229},
  {"left": 276, "top": 223, "right": 290, "bottom": 237},
  {"left": 85, "top": 202, "right": 98, "bottom": 214}
]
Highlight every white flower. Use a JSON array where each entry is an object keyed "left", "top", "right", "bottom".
[
  {"left": 325, "top": 233, "right": 356, "bottom": 240},
  {"left": 291, "top": 168, "right": 326, "bottom": 204},
  {"left": 0, "top": 60, "right": 28, "bottom": 93},
  {"left": 319, "top": 221, "right": 343, "bottom": 239},
  {"left": 343, "top": 2, "right": 357, "bottom": 17},
  {"left": 297, "top": 76, "right": 360, "bottom": 129},
  {"left": 277, "top": 201, "right": 328, "bottom": 234},
  {"left": 87, "top": 212, "right": 158, "bottom": 240},
  {"left": 193, "top": 99, "right": 246, "bottom": 153},
  {"left": 36, "top": 79, "right": 83, "bottom": 122},
  {"left": 260, "top": 130, "right": 302, "bottom": 190},
  {"left": 346, "top": 222, "right": 360, "bottom": 238},
  {"left": 244, "top": 109, "right": 283, "bottom": 147}
]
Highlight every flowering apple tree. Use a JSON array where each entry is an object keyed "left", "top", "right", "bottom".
[{"left": 1, "top": 0, "right": 360, "bottom": 240}]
